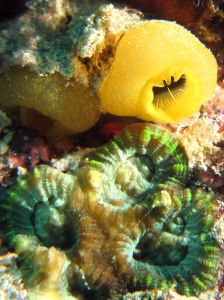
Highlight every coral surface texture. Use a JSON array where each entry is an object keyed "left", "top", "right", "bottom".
[{"left": 0, "top": 123, "right": 221, "bottom": 299}]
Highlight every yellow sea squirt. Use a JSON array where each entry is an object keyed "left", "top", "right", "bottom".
[
  {"left": 0, "top": 68, "right": 101, "bottom": 136},
  {"left": 100, "top": 20, "right": 217, "bottom": 123}
]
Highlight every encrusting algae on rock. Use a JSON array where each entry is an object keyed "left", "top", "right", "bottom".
[
  {"left": 0, "top": 123, "right": 221, "bottom": 299},
  {"left": 0, "top": 110, "right": 13, "bottom": 154}
]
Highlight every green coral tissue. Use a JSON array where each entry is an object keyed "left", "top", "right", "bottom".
[{"left": 0, "top": 123, "right": 221, "bottom": 299}]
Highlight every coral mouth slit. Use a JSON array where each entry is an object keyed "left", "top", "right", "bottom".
[
  {"left": 152, "top": 75, "right": 186, "bottom": 109},
  {"left": 32, "top": 199, "right": 77, "bottom": 250},
  {"left": 133, "top": 241, "right": 188, "bottom": 266}
]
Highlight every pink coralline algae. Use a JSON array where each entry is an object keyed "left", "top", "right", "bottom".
[
  {"left": 206, "top": 82, "right": 224, "bottom": 131},
  {"left": 0, "top": 118, "right": 51, "bottom": 187},
  {"left": 193, "top": 146, "right": 224, "bottom": 188}
]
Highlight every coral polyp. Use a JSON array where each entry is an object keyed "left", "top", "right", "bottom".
[
  {"left": 118, "top": 188, "right": 220, "bottom": 296},
  {"left": 0, "top": 123, "right": 221, "bottom": 299}
]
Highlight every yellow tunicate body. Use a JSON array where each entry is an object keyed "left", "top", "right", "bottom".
[
  {"left": 100, "top": 20, "right": 217, "bottom": 123},
  {"left": 0, "top": 68, "right": 101, "bottom": 136}
]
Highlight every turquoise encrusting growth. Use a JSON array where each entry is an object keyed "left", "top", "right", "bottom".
[{"left": 0, "top": 123, "right": 221, "bottom": 299}]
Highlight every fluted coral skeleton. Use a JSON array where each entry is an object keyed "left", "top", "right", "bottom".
[{"left": 0, "top": 123, "right": 221, "bottom": 299}]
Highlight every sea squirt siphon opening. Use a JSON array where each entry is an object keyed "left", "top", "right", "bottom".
[
  {"left": 152, "top": 75, "right": 186, "bottom": 109},
  {"left": 139, "top": 65, "right": 202, "bottom": 123}
]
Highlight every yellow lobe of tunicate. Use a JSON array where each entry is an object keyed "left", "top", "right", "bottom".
[
  {"left": 99, "top": 20, "right": 217, "bottom": 123},
  {"left": 0, "top": 68, "right": 101, "bottom": 136}
]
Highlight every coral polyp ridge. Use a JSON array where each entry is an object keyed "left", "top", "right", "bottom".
[{"left": 0, "top": 123, "right": 221, "bottom": 299}]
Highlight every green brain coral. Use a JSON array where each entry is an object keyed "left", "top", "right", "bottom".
[{"left": 0, "top": 123, "right": 220, "bottom": 299}]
